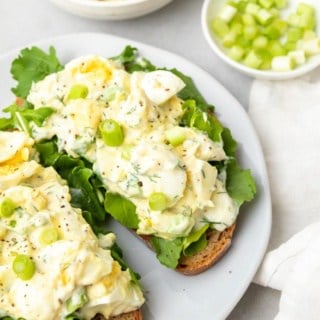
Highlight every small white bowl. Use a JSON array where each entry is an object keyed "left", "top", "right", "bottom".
[
  {"left": 202, "top": 0, "right": 320, "bottom": 80},
  {"left": 50, "top": 0, "right": 173, "bottom": 20}
]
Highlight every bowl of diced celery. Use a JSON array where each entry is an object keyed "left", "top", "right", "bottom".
[{"left": 202, "top": 0, "right": 320, "bottom": 80}]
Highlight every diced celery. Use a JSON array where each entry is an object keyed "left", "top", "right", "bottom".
[
  {"left": 260, "top": 58, "right": 272, "bottom": 70},
  {"left": 257, "top": 8, "right": 274, "bottom": 25},
  {"left": 284, "top": 41, "right": 297, "bottom": 51},
  {"left": 274, "top": 0, "right": 287, "bottom": 9},
  {"left": 298, "top": 14, "right": 315, "bottom": 30},
  {"left": 253, "top": 35, "right": 269, "bottom": 49},
  {"left": 257, "top": 49, "right": 273, "bottom": 69},
  {"left": 244, "top": 50, "right": 263, "bottom": 68},
  {"left": 228, "top": 0, "right": 241, "bottom": 4},
  {"left": 297, "top": 3, "right": 315, "bottom": 17},
  {"left": 230, "top": 21, "right": 244, "bottom": 35},
  {"left": 288, "top": 14, "right": 300, "bottom": 27},
  {"left": 165, "top": 127, "right": 186, "bottom": 147},
  {"left": 271, "top": 56, "right": 295, "bottom": 71},
  {"left": 244, "top": 25, "right": 259, "bottom": 40},
  {"left": 287, "top": 27, "right": 303, "bottom": 42},
  {"left": 304, "top": 30, "right": 316, "bottom": 40},
  {"left": 301, "top": 38, "right": 320, "bottom": 56},
  {"left": 246, "top": 3, "right": 261, "bottom": 16},
  {"left": 258, "top": 0, "right": 274, "bottom": 9},
  {"left": 264, "top": 19, "right": 287, "bottom": 39},
  {"left": 288, "top": 50, "right": 306, "bottom": 65},
  {"left": 236, "top": 35, "right": 252, "bottom": 47},
  {"left": 269, "top": 40, "right": 287, "bottom": 56},
  {"left": 237, "top": 1, "right": 248, "bottom": 12},
  {"left": 270, "top": 8, "right": 280, "bottom": 18},
  {"left": 242, "top": 13, "right": 256, "bottom": 25},
  {"left": 219, "top": 5, "right": 238, "bottom": 23},
  {"left": 229, "top": 45, "right": 246, "bottom": 61},
  {"left": 211, "top": 18, "right": 230, "bottom": 38},
  {"left": 223, "top": 32, "right": 237, "bottom": 48}
]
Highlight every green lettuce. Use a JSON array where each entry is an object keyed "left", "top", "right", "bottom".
[
  {"left": 0, "top": 100, "right": 54, "bottom": 133},
  {"left": 35, "top": 141, "right": 106, "bottom": 226},
  {"left": 104, "top": 193, "right": 139, "bottom": 229},
  {"left": 150, "top": 237, "right": 183, "bottom": 269}
]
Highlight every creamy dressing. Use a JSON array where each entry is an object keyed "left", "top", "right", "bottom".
[
  {"left": 0, "top": 131, "right": 144, "bottom": 320},
  {"left": 28, "top": 55, "right": 239, "bottom": 240}
]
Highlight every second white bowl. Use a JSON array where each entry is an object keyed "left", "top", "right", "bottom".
[{"left": 202, "top": 0, "right": 320, "bottom": 80}]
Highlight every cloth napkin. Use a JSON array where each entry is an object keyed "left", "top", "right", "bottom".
[{"left": 248, "top": 72, "right": 320, "bottom": 320}]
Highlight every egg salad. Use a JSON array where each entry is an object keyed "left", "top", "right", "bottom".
[
  {"left": 27, "top": 55, "right": 239, "bottom": 241},
  {"left": 0, "top": 131, "right": 144, "bottom": 320}
]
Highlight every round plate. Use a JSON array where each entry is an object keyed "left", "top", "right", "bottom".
[
  {"left": 50, "top": 0, "right": 173, "bottom": 20},
  {"left": 0, "top": 33, "right": 271, "bottom": 320}
]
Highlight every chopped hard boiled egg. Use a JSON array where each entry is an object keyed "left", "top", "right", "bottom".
[
  {"left": 141, "top": 70, "right": 185, "bottom": 105},
  {"left": 28, "top": 55, "right": 239, "bottom": 240}
]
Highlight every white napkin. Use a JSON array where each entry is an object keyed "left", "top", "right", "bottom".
[{"left": 248, "top": 73, "right": 320, "bottom": 320}]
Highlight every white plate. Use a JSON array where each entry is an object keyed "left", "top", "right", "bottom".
[
  {"left": 0, "top": 33, "right": 271, "bottom": 320},
  {"left": 50, "top": 0, "right": 173, "bottom": 20}
]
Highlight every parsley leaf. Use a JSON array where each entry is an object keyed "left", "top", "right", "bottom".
[
  {"left": 226, "top": 159, "right": 257, "bottom": 205},
  {"left": 11, "top": 46, "right": 63, "bottom": 98},
  {"left": 104, "top": 193, "right": 140, "bottom": 229}
]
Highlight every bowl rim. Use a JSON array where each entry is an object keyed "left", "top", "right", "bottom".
[
  {"left": 201, "top": 0, "right": 320, "bottom": 80},
  {"left": 64, "top": 0, "right": 154, "bottom": 8}
]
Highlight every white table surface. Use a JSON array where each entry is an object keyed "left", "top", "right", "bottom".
[{"left": 0, "top": 0, "right": 279, "bottom": 318}]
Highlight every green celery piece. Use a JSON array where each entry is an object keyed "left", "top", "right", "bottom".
[
  {"left": 11, "top": 46, "right": 63, "bottom": 98},
  {"left": 287, "top": 27, "right": 303, "bottom": 42},
  {"left": 104, "top": 193, "right": 139, "bottom": 229},
  {"left": 66, "top": 288, "right": 88, "bottom": 314},
  {"left": 244, "top": 50, "right": 263, "bottom": 69},
  {"left": 150, "top": 236, "right": 183, "bottom": 269},
  {"left": 211, "top": 18, "right": 230, "bottom": 38}
]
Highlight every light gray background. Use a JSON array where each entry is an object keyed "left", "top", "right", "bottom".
[{"left": 0, "top": 0, "right": 279, "bottom": 318}]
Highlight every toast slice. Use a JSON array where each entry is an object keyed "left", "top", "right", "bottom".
[
  {"left": 92, "top": 309, "right": 142, "bottom": 320},
  {"left": 140, "top": 224, "right": 236, "bottom": 275}
]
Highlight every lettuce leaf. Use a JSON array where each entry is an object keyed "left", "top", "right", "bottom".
[
  {"left": 226, "top": 159, "right": 257, "bottom": 205},
  {"left": 150, "top": 236, "right": 183, "bottom": 269},
  {"left": 11, "top": 46, "right": 63, "bottom": 98},
  {"left": 182, "top": 224, "right": 209, "bottom": 257},
  {"left": 181, "top": 99, "right": 223, "bottom": 142},
  {"left": 104, "top": 193, "right": 139, "bottom": 229},
  {"left": 111, "top": 45, "right": 156, "bottom": 73},
  {"left": 110, "top": 242, "right": 141, "bottom": 287},
  {"left": 0, "top": 100, "right": 54, "bottom": 133},
  {"left": 35, "top": 141, "right": 106, "bottom": 224}
]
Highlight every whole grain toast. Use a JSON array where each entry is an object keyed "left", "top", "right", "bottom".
[
  {"left": 92, "top": 309, "right": 142, "bottom": 320},
  {"left": 140, "top": 224, "right": 236, "bottom": 275}
]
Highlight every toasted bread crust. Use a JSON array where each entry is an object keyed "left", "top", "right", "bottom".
[
  {"left": 92, "top": 309, "right": 142, "bottom": 320},
  {"left": 177, "top": 224, "right": 236, "bottom": 275},
  {"left": 139, "top": 224, "right": 236, "bottom": 275}
]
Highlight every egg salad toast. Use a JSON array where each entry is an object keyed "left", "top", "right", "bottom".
[
  {"left": 0, "top": 131, "right": 144, "bottom": 320},
  {"left": 0, "top": 46, "right": 256, "bottom": 275}
]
